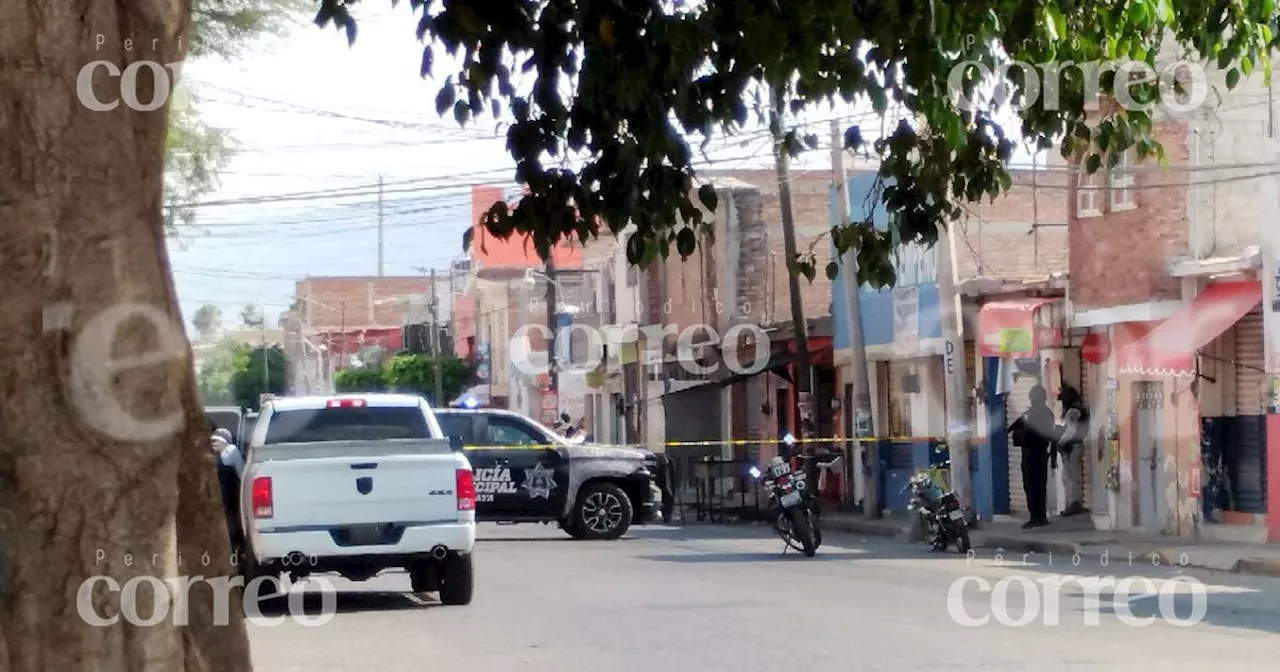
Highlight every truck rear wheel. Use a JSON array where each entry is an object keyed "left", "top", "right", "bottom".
[
  {"left": 573, "top": 482, "right": 633, "bottom": 541},
  {"left": 239, "top": 546, "right": 281, "bottom": 598},
  {"left": 409, "top": 559, "right": 440, "bottom": 593},
  {"left": 438, "top": 554, "right": 474, "bottom": 606}
]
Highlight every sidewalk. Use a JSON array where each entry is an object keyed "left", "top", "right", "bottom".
[{"left": 822, "top": 511, "right": 1280, "bottom": 578}]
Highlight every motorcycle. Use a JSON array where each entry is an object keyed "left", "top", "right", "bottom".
[
  {"left": 906, "top": 461, "right": 971, "bottom": 553},
  {"left": 749, "top": 455, "right": 822, "bottom": 557}
]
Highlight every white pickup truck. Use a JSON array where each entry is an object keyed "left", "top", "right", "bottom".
[{"left": 239, "top": 394, "right": 476, "bottom": 605}]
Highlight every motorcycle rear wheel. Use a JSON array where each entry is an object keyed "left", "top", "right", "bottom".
[
  {"left": 956, "top": 527, "right": 972, "bottom": 554},
  {"left": 787, "top": 508, "right": 818, "bottom": 557}
]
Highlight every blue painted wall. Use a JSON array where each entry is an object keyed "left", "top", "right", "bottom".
[
  {"left": 830, "top": 175, "right": 942, "bottom": 351},
  {"left": 984, "top": 356, "right": 1010, "bottom": 515}
]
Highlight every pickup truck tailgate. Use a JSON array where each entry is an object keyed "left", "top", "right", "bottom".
[{"left": 254, "top": 439, "right": 461, "bottom": 528}]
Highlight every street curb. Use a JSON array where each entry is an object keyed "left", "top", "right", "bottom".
[
  {"left": 1230, "top": 557, "right": 1280, "bottom": 577},
  {"left": 975, "top": 542, "right": 1280, "bottom": 578},
  {"left": 806, "top": 520, "right": 1280, "bottom": 577}
]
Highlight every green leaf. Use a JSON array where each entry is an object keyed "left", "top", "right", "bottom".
[
  {"left": 697, "top": 183, "right": 718, "bottom": 211},
  {"left": 825, "top": 261, "right": 840, "bottom": 281},
  {"left": 868, "top": 87, "right": 888, "bottom": 115},
  {"left": 420, "top": 47, "right": 433, "bottom": 78},
  {"left": 435, "top": 82, "right": 456, "bottom": 116},
  {"left": 1242, "top": 56, "right": 1254, "bottom": 76},
  {"left": 1227, "top": 68, "right": 1241, "bottom": 89},
  {"left": 1085, "top": 153, "right": 1102, "bottom": 174},
  {"left": 843, "top": 125, "right": 864, "bottom": 149},
  {"left": 1042, "top": 5, "right": 1065, "bottom": 40},
  {"left": 676, "top": 228, "right": 696, "bottom": 258}
]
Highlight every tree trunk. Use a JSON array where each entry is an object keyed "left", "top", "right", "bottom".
[{"left": 0, "top": 2, "right": 253, "bottom": 670}]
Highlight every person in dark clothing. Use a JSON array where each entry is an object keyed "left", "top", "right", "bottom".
[
  {"left": 1008, "top": 384, "right": 1056, "bottom": 528},
  {"left": 208, "top": 419, "right": 245, "bottom": 555}
]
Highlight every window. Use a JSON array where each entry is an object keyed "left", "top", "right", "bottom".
[
  {"left": 263, "top": 407, "right": 430, "bottom": 444},
  {"left": 486, "top": 417, "right": 547, "bottom": 445},
  {"left": 1108, "top": 150, "right": 1135, "bottom": 210},
  {"left": 1076, "top": 165, "right": 1100, "bottom": 216},
  {"left": 435, "top": 413, "right": 474, "bottom": 443}
]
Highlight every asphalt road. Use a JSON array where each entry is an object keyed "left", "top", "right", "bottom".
[{"left": 248, "top": 522, "right": 1280, "bottom": 671}]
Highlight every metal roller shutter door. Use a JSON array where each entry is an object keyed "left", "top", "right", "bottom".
[
  {"left": 1006, "top": 373, "right": 1038, "bottom": 514},
  {"left": 1233, "top": 308, "right": 1267, "bottom": 513},
  {"left": 1236, "top": 308, "right": 1265, "bottom": 416}
]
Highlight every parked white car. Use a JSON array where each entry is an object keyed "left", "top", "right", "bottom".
[{"left": 240, "top": 394, "right": 476, "bottom": 605}]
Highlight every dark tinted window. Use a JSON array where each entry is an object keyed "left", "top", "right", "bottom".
[
  {"left": 435, "top": 414, "right": 474, "bottom": 443},
  {"left": 263, "top": 407, "right": 429, "bottom": 444},
  {"left": 486, "top": 417, "right": 546, "bottom": 445}
]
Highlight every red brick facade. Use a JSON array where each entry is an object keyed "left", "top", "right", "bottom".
[
  {"left": 294, "top": 276, "right": 434, "bottom": 332},
  {"left": 1068, "top": 121, "right": 1190, "bottom": 311}
]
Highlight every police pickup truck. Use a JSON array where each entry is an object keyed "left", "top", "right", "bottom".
[{"left": 435, "top": 408, "right": 668, "bottom": 540}]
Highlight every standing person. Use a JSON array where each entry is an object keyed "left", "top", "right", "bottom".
[
  {"left": 1008, "top": 384, "right": 1056, "bottom": 529},
  {"left": 209, "top": 423, "right": 245, "bottom": 554},
  {"left": 1056, "top": 384, "right": 1090, "bottom": 517}
]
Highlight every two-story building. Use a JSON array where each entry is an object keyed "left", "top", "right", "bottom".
[
  {"left": 831, "top": 165, "right": 1070, "bottom": 517},
  {"left": 1067, "top": 61, "right": 1280, "bottom": 541}
]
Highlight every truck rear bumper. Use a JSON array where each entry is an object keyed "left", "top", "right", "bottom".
[{"left": 250, "top": 521, "right": 476, "bottom": 564}]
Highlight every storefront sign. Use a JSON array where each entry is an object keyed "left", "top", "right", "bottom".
[
  {"left": 1081, "top": 332, "right": 1111, "bottom": 364},
  {"left": 978, "top": 298, "right": 1063, "bottom": 357}
]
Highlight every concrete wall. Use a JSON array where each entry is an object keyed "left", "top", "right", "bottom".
[{"left": 1182, "top": 66, "right": 1280, "bottom": 259}]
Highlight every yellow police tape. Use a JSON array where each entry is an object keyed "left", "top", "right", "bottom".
[{"left": 460, "top": 435, "right": 943, "bottom": 451}]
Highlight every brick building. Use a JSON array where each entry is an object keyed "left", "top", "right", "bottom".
[
  {"left": 286, "top": 275, "right": 439, "bottom": 393},
  {"left": 832, "top": 164, "right": 1072, "bottom": 516},
  {"left": 1064, "top": 75, "right": 1280, "bottom": 541}
]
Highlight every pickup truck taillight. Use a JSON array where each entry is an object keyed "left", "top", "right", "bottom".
[
  {"left": 251, "top": 477, "right": 273, "bottom": 518},
  {"left": 456, "top": 469, "right": 476, "bottom": 511}
]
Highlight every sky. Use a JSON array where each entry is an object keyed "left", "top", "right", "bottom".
[{"left": 169, "top": 3, "right": 1042, "bottom": 332}]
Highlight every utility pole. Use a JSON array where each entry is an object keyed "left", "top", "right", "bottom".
[
  {"left": 937, "top": 221, "right": 975, "bottom": 519},
  {"left": 377, "top": 174, "right": 385, "bottom": 277},
  {"left": 545, "top": 254, "right": 559, "bottom": 406},
  {"left": 771, "top": 91, "right": 812, "bottom": 455},
  {"left": 831, "top": 119, "right": 879, "bottom": 516},
  {"left": 430, "top": 268, "right": 445, "bottom": 406},
  {"left": 259, "top": 305, "right": 268, "bottom": 403}
]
